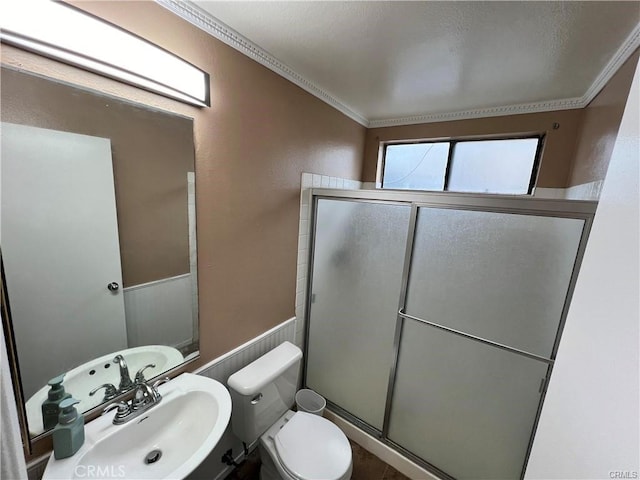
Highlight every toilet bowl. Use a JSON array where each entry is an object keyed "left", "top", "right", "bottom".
[
  {"left": 259, "top": 410, "right": 352, "bottom": 480},
  {"left": 227, "top": 341, "right": 353, "bottom": 480}
]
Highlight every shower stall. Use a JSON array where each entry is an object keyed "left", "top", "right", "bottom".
[{"left": 302, "top": 189, "right": 595, "bottom": 480}]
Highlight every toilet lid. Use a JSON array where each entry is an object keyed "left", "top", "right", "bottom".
[{"left": 275, "top": 412, "right": 351, "bottom": 480}]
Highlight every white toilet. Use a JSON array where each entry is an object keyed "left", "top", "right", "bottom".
[{"left": 227, "top": 341, "right": 353, "bottom": 480}]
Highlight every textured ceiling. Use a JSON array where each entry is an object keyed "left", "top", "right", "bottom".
[{"left": 188, "top": 1, "right": 640, "bottom": 125}]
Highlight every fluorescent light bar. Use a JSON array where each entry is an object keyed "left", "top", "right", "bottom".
[{"left": 0, "top": 0, "right": 210, "bottom": 107}]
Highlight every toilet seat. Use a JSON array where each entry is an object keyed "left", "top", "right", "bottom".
[{"left": 274, "top": 412, "right": 351, "bottom": 480}]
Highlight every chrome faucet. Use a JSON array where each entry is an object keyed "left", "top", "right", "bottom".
[
  {"left": 132, "top": 381, "right": 161, "bottom": 409},
  {"left": 89, "top": 383, "right": 118, "bottom": 402},
  {"left": 102, "top": 370, "right": 171, "bottom": 425},
  {"left": 113, "top": 355, "right": 134, "bottom": 392},
  {"left": 134, "top": 364, "right": 156, "bottom": 385},
  {"left": 132, "top": 363, "right": 159, "bottom": 409}
]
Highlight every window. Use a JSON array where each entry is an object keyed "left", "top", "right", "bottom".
[{"left": 382, "top": 137, "right": 542, "bottom": 195}]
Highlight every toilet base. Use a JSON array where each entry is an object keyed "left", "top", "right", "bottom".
[
  {"left": 258, "top": 412, "right": 299, "bottom": 480},
  {"left": 258, "top": 410, "right": 352, "bottom": 480}
]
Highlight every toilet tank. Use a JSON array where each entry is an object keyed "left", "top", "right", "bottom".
[{"left": 227, "top": 341, "right": 302, "bottom": 444}]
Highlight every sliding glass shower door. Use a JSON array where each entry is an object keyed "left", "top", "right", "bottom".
[
  {"left": 305, "top": 198, "right": 411, "bottom": 430},
  {"left": 387, "top": 320, "right": 549, "bottom": 479},
  {"left": 403, "top": 208, "right": 585, "bottom": 358},
  {"left": 387, "top": 206, "right": 585, "bottom": 479},
  {"left": 304, "top": 191, "right": 593, "bottom": 480}
]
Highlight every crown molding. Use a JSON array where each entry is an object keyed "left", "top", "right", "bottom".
[
  {"left": 155, "top": 0, "right": 369, "bottom": 127},
  {"left": 580, "top": 22, "right": 640, "bottom": 107},
  {"left": 367, "top": 97, "right": 585, "bottom": 128},
  {"left": 158, "top": 0, "right": 639, "bottom": 129}
]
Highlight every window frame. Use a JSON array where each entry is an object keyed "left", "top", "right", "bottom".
[{"left": 380, "top": 134, "right": 545, "bottom": 195}]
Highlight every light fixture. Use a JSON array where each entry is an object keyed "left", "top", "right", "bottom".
[{"left": 0, "top": 0, "right": 210, "bottom": 107}]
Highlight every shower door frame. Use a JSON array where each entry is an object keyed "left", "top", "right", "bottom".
[{"left": 302, "top": 188, "right": 596, "bottom": 480}]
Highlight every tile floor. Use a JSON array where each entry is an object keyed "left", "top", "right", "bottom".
[
  {"left": 226, "top": 440, "right": 410, "bottom": 480},
  {"left": 350, "top": 440, "right": 410, "bottom": 480}
]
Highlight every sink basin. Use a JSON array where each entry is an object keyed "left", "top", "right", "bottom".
[
  {"left": 42, "top": 373, "right": 231, "bottom": 480},
  {"left": 26, "top": 345, "right": 184, "bottom": 436}
]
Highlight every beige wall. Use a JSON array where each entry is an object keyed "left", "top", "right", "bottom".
[
  {"left": 363, "top": 109, "right": 583, "bottom": 188},
  {"left": 568, "top": 49, "right": 639, "bottom": 187},
  {"left": 0, "top": 1, "right": 366, "bottom": 366},
  {"left": 3, "top": 1, "right": 634, "bottom": 368},
  {"left": 1, "top": 67, "right": 194, "bottom": 287}
]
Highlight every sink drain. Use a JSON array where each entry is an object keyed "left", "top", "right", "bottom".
[{"left": 145, "top": 449, "right": 162, "bottom": 465}]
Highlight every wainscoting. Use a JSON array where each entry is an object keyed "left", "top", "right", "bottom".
[
  {"left": 195, "top": 317, "right": 296, "bottom": 384},
  {"left": 123, "top": 273, "right": 195, "bottom": 350}
]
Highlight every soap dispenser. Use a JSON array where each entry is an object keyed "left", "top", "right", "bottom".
[
  {"left": 42, "top": 374, "right": 71, "bottom": 430},
  {"left": 52, "top": 398, "right": 84, "bottom": 459}
]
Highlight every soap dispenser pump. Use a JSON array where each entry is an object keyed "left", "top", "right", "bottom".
[
  {"left": 42, "top": 374, "right": 71, "bottom": 430},
  {"left": 52, "top": 398, "right": 84, "bottom": 459}
]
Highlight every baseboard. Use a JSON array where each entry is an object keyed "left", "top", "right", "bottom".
[{"left": 213, "top": 449, "right": 245, "bottom": 480}]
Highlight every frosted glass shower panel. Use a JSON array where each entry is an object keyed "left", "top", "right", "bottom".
[
  {"left": 405, "top": 208, "right": 584, "bottom": 358},
  {"left": 388, "top": 319, "right": 549, "bottom": 479},
  {"left": 306, "top": 199, "right": 411, "bottom": 430}
]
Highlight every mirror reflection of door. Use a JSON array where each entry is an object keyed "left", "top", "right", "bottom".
[
  {"left": 1, "top": 123, "right": 127, "bottom": 399},
  {"left": 1, "top": 66, "right": 199, "bottom": 442}
]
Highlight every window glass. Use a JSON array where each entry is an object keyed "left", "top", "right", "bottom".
[
  {"left": 381, "top": 137, "right": 540, "bottom": 195},
  {"left": 447, "top": 139, "right": 538, "bottom": 194},
  {"left": 383, "top": 142, "right": 449, "bottom": 190}
]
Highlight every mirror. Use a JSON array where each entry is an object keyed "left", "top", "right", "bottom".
[{"left": 0, "top": 66, "right": 199, "bottom": 440}]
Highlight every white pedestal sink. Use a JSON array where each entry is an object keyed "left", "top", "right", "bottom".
[{"left": 42, "top": 373, "right": 231, "bottom": 480}]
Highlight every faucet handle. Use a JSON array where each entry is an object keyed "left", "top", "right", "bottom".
[
  {"left": 152, "top": 377, "right": 171, "bottom": 389},
  {"left": 134, "top": 364, "right": 157, "bottom": 384},
  {"left": 102, "top": 401, "right": 129, "bottom": 416},
  {"left": 90, "top": 383, "right": 118, "bottom": 400}
]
